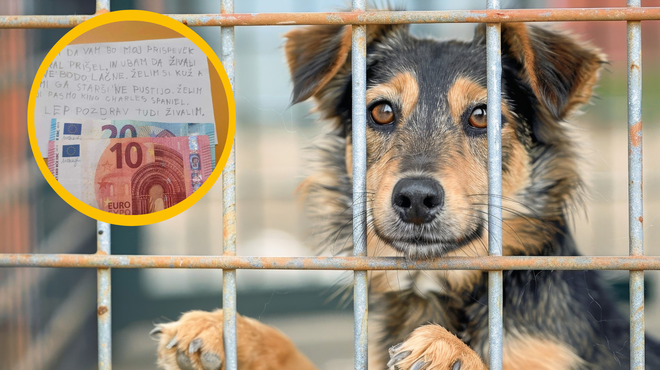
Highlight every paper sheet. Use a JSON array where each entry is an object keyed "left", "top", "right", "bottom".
[{"left": 35, "top": 37, "right": 216, "bottom": 155}]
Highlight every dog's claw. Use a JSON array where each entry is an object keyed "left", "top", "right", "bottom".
[
  {"left": 388, "top": 342, "right": 403, "bottom": 356},
  {"left": 176, "top": 350, "right": 195, "bottom": 370},
  {"left": 166, "top": 336, "right": 179, "bottom": 349},
  {"left": 411, "top": 360, "right": 429, "bottom": 370},
  {"left": 189, "top": 338, "right": 203, "bottom": 354},
  {"left": 149, "top": 326, "right": 162, "bottom": 338},
  {"left": 387, "top": 350, "right": 412, "bottom": 368},
  {"left": 201, "top": 352, "right": 223, "bottom": 370}
]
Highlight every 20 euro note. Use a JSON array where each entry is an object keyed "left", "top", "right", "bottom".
[
  {"left": 50, "top": 118, "right": 189, "bottom": 141},
  {"left": 188, "top": 123, "right": 217, "bottom": 168},
  {"left": 48, "top": 135, "right": 212, "bottom": 215}
]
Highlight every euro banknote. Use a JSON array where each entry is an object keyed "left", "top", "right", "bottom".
[
  {"left": 49, "top": 119, "right": 217, "bottom": 169},
  {"left": 188, "top": 123, "right": 217, "bottom": 166},
  {"left": 48, "top": 135, "right": 212, "bottom": 215},
  {"left": 49, "top": 118, "right": 190, "bottom": 141}
]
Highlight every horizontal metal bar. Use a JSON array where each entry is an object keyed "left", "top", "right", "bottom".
[
  {"left": 2, "top": 254, "right": 660, "bottom": 270},
  {"left": 2, "top": 8, "right": 660, "bottom": 28}
]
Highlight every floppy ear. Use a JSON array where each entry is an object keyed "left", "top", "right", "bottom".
[
  {"left": 285, "top": 25, "right": 353, "bottom": 105},
  {"left": 285, "top": 23, "right": 408, "bottom": 109},
  {"left": 475, "top": 23, "right": 605, "bottom": 122}
]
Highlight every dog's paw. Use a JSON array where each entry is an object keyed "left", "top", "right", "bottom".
[
  {"left": 152, "top": 310, "right": 228, "bottom": 370},
  {"left": 387, "top": 324, "right": 487, "bottom": 370}
]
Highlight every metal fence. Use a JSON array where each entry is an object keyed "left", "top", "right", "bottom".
[{"left": 0, "top": 2, "right": 658, "bottom": 370}]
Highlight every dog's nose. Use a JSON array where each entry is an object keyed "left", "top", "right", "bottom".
[{"left": 392, "top": 178, "right": 444, "bottom": 224}]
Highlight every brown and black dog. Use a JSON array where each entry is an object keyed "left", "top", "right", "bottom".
[{"left": 152, "top": 20, "right": 660, "bottom": 370}]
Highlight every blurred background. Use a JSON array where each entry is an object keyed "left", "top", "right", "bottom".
[{"left": 2, "top": 0, "right": 660, "bottom": 369}]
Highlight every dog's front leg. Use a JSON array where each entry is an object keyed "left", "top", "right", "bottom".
[
  {"left": 152, "top": 309, "right": 318, "bottom": 370},
  {"left": 387, "top": 324, "right": 488, "bottom": 370}
]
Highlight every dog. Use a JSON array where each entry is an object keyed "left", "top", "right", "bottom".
[{"left": 152, "top": 19, "right": 660, "bottom": 370}]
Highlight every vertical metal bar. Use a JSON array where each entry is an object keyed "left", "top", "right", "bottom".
[
  {"left": 486, "top": 0, "right": 503, "bottom": 369},
  {"left": 96, "top": 0, "right": 111, "bottom": 366},
  {"left": 96, "top": 221, "right": 111, "bottom": 370},
  {"left": 221, "top": 0, "right": 237, "bottom": 369},
  {"left": 351, "top": 0, "right": 368, "bottom": 369},
  {"left": 95, "top": 0, "right": 109, "bottom": 13},
  {"left": 627, "top": 1, "right": 644, "bottom": 368}
]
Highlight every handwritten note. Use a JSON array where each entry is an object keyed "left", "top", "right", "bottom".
[{"left": 35, "top": 37, "right": 216, "bottom": 154}]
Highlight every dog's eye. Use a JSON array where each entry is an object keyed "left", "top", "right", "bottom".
[
  {"left": 452, "top": 359, "right": 462, "bottom": 370},
  {"left": 370, "top": 103, "right": 395, "bottom": 125},
  {"left": 468, "top": 106, "right": 487, "bottom": 128}
]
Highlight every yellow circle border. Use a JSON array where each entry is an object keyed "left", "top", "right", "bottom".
[{"left": 27, "top": 10, "right": 236, "bottom": 226}]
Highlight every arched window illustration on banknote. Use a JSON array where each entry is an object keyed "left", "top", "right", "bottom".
[
  {"left": 129, "top": 144, "right": 187, "bottom": 215},
  {"left": 148, "top": 185, "right": 166, "bottom": 213}
]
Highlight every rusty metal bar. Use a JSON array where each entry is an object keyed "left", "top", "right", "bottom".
[
  {"left": 627, "top": 1, "right": 645, "bottom": 368},
  {"left": 3, "top": 254, "right": 660, "bottom": 271},
  {"left": 2, "top": 8, "right": 660, "bottom": 29},
  {"left": 96, "top": 221, "right": 111, "bottom": 370},
  {"left": 95, "top": 0, "right": 109, "bottom": 14},
  {"left": 351, "top": 1, "right": 368, "bottom": 369},
  {"left": 221, "top": 0, "right": 237, "bottom": 369},
  {"left": 95, "top": 2, "right": 112, "bottom": 368}
]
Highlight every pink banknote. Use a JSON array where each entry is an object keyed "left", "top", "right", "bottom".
[{"left": 48, "top": 135, "right": 212, "bottom": 215}]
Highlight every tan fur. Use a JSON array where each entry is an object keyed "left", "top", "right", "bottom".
[
  {"left": 156, "top": 310, "right": 318, "bottom": 370},
  {"left": 502, "top": 335, "right": 586, "bottom": 370},
  {"left": 503, "top": 24, "right": 541, "bottom": 101},
  {"left": 394, "top": 324, "right": 488, "bottom": 370},
  {"left": 392, "top": 326, "right": 585, "bottom": 370},
  {"left": 447, "top": 77, "right": 517, "bottom": 128},
  {"left": 284, "top": 26, "right": 352, "bottom": 101},
  {"left": 345, "top": 139, "right": 353, "bottom": 177},
  {"left": 447, "top": 77, "right": 488, "bottom": 125},
  {"left": 366, "top": 71, "right": 420, "bottom": 123},
  {"left": 501, "top": 23, "right": 605, "bottom": 120},
  {"left": 368, "top": 150, "right": 399, "bottom": 226}
]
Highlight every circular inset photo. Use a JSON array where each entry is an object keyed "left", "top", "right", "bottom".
[{"left": 28, "top": 10, "right": 235, "bottom": 226}]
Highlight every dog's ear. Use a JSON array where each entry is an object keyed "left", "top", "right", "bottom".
[
  {"left": 285, "top": 24, "right": 408, "bottom": 107},
  {"left": 285, "top": 25, "right": 353, "bottom": 105},
  {"left": 474, "top": 23, "right": 605, "bottom": 122}
]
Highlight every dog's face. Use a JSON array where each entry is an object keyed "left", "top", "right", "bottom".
[{"left": 287, "top": 23, "right": 603, "bottom": 260}]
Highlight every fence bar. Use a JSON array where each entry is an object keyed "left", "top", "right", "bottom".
[
  {"left": 96, "top": 0, "right": 112, "bottom": 367},
  {"left": 627, "top": 0, "right": 645, "bottom": 368},
  {"left": 95, "top": 0, "right": 109, "bottom": 13},
  {"left": 221, "top": 0, "right": 237, "bottom": 369},
  {"left": 6, "top": 254, "right": 660, "bottom": 271},
  {"left": 96, "top": 221, "right": 111, "bottom": 370},
  {"left": 3, "top": 8, "right": 660, "bottom": 29},
  {"left": 486, "top": 0, "right": 503, "bottom": 368},
  {"left": 351, "top": 1, "right": 368, "bottom": 369}
]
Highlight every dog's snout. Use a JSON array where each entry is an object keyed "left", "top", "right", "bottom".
[{"left": 392, "top": 178, "right": 444, "bottom": 224}]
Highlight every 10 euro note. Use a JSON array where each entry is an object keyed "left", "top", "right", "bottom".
[
  {"left": 48, "top": 135, "right": 212, "bottom": 215},
  {"left": 50, "top": 119, "right": 217, "bottom": 170}
]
